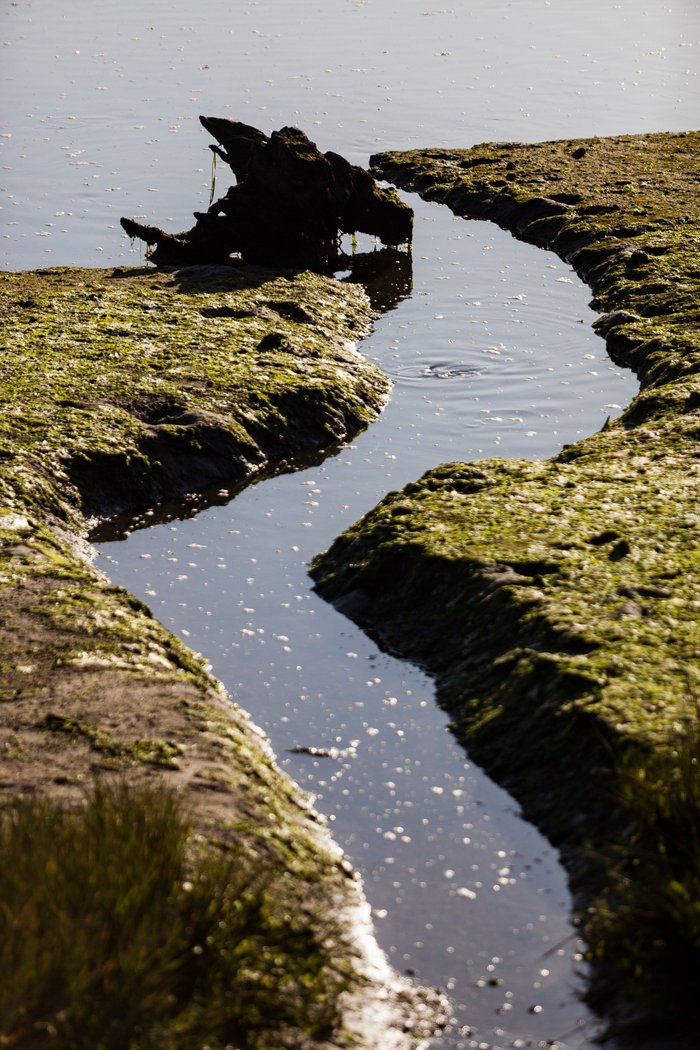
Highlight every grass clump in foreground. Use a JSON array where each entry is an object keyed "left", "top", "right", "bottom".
[
  {"left": 586, "top": 700, "right": 700, "bottom": 1042},
  {"left": 0, "top": 782, "right": 350, "bottom": 1050}
]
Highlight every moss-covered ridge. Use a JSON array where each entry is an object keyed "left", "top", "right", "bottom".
[
  {"left": 0, "top": 264, "right": 444, "bottom": 1047},
  {"left": 0, "top": 264, "right": 387, "bottom": 523},
  {"left": 370, "top": 131, "right": 699, "bottom": 392},
  {"left": 312, "top": 131, "right": 700, "bottom": 1042}
]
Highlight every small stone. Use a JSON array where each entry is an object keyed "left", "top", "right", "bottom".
[{"left": 609, "top": 539, "right": 631, "bottom": 561}]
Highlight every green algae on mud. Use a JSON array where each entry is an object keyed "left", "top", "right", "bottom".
[
  {"left": 0, "top": 263, "right": 444, "bottom": 1047},
  {"left": 0, "top": 263, "right": 387, "bottom": 523},
  {"left": 312, "top": 131, "right": 700, "bottom": 1044}
]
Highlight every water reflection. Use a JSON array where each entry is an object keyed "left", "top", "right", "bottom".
[
  {"left": 340, "top": 242, "right": 413, "bottom": 311},
  {"left": 3, "top": 0, "right": 696, "bottom": 272}
]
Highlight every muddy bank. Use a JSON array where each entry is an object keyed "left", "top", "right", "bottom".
[
  {"left": 0, "top": 263, "right": 444, "bottom": 1047},
  {"left": 1, "top": 264, "right": 390, "bottom": 521},
  {"left": 312, "top": 131, "right": 700, "bottom": 1044}
]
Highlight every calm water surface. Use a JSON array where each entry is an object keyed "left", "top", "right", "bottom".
[
  {"left": 3, "top": 1, "right": 698, "bottom": 1047},
  {"left": 2, "top": 0, "right": 697, "bottom": 269}
]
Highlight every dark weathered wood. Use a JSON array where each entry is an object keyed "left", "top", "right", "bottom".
[{"left": 121, "top": 120, "right": 413, "bottom": 270}]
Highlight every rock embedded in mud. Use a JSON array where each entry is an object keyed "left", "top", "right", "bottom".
[{"left": 122, "top": 118, "right": 413, "bottom": 270}]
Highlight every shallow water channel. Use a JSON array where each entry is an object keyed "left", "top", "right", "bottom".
[
  {"left": 3, "top": 0, "right": 697, "bottom": 1046},
  {"left": 96, "top": 197, "right": 637, "bottom": 1050}
]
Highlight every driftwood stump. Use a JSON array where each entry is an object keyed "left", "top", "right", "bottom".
[{"left": 121, "top": 119, "right": 413, "bottom": 270}]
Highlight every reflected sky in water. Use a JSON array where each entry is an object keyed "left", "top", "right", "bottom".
[{"left": 2, "top": 0, "right": 697, "bottom": 269}]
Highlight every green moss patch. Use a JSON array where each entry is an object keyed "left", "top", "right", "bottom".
[
  {"left": 0, "top": 264, "right": 386, "bottom": 522},
  {"left": 313, "top": 131, "right": 700, "bottom": 1043},
  {"left": 38, "top": 713, "right": 183, "bottom": 768}
]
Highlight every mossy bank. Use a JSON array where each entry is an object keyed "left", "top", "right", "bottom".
[
  {"left": 0, "top": 263, "right": 444, "bottom": 1047},
  {"left": 312, "top": 131, "right": 700, "bottom": 1044}
]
